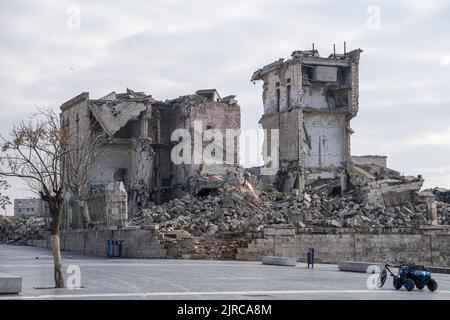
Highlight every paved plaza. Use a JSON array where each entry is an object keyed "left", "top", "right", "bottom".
[{"left": 1, "top": 244, "right": 450, "bottom": 300}]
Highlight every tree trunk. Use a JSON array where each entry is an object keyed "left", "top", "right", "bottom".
[
  {"left": 50, "top": 234, "right": 65, "bottom": 288},
  {"left": 49, "top": 199, "right": 65, "bottom": 288},
  {"left": 79, "top": 199, "right": 91, "bottom": 228}
]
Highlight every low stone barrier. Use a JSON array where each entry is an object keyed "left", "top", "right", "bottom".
[
  {"left": 262, "top": 256, "right": 297, "bottom": 266},
  {"left": 0, "top": 273, "right": 22, "bottom": 294}
]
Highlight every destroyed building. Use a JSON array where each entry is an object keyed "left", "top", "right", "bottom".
[
  {"left": 251, "top": 47, "right": 362, "bottom": 193},
  {"left": 250, "top": 47, "right": 438, "bottom": 222},
  {"left": 59, "top": 88, "right": 240, "bottom": 228},
  {"left": 3, "top": 47, "right": 450, "bottom": 265}
]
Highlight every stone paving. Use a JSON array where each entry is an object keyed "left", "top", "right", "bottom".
[{"left": 1, "top": 244, "right": 450, "bottom": 300}]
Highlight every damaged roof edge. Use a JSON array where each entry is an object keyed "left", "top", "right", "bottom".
[
  {"left": 251, "top": 58, "right": 285, "bottom": 82},
  {"left": 251, "top": 48, "right": 363, "bottom": 82},
  {"left": 60, "top": 92, "right": 89, "bottom": 111}
]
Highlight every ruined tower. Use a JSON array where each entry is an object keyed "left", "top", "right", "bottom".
[{"left": 251, "top": 46, "right": 363, "bottom": 193}]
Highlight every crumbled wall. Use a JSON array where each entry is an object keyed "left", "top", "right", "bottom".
[
  {"left": 259, "top": 63, "right": 302, "bottom": 113},
  {"left": 352, "top": 155, "right": 387, "bottom": 168},
  {"left": 60, "top": 89, "right": 241, "bottom": 221},
  {"left": 303, "top": 112, "right": 347, "bottom": 168},
  {"left": 252, "top": 49, "right": 362, "bottom": 191},
  {"left": 90, "top": 145, "right": 132, "bottom": 188}
]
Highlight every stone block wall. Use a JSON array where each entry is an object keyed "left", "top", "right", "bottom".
[
  {"left": 237, "top": 226, "right": 450, "bottom": 267},
  {"left": 27, "top": 225, "right": 450, "bottom": 267},
  {"left": 29, "top": 226, "right": 166, "bottom": 258}
]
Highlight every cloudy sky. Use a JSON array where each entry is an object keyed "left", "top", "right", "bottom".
[{"left": 1, "top": 0, "right": 449, "bottom": 214}]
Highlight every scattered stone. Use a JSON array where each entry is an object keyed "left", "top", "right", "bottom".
[{"left": 3, "top": 167, "right": 450, "bottom": 260}]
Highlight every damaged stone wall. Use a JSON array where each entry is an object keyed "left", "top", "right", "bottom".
[
  {"left": 60, "top": 88, "right": 241, "bottom": 222},
  {"left": 90, "top": 145, "right": 132, "bottom": 188},
  {"left": 351, "top": 155, "right": 387, "bottom": 168},
  {"left": 166, "top": 92, "right": 241, "bottom": 180},
  {"left": 236, "top": 226, "right": 450, "bottom": 267},
  {"left": 303, "top": 111, "right": 347, "bottom": 169},
  {"left": 129, "top": 138, "right": 154, "bottom": 213},
  {"left": 252, "top": 48, "right": 362, "bottom": 193}
]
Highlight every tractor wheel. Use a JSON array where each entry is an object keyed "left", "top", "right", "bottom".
[
  {"left": 393, "top": 276, "right": 402, "bottom": 290},
  {"left": 403, "top": 279, "right": 415, "bottom": 291},
  {"left": 415, "top": 281, "right": 425, "bottom": 290},
  {"left": 427, "top": 279, "right": 438, "bottom": 292}
]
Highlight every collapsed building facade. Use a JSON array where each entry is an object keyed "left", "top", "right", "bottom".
[
  {"left": 251, "top": 48, "right": 433, "bottom": 217},
  {"left": 60, "top": 89, "right": 240, "bottom": 228},
  {"left": 251, "top": 48, "right": 363, "bottom": 193}
]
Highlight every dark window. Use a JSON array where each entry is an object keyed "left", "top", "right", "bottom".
[
  {"left": 286, "top": 85, "right": 291, "bottom": 108},
  {"left": 276, "top": 89, "right": 280, "bottom": 111},
  {"left": 75, "top": 113, "right": 80, "bottom": 136}
]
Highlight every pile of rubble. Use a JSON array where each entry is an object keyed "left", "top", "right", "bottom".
[
  {"left": 431, "top": 188, "right": 450, "bottom": 204},
  {"left": 129, "top": 168, "right": 450, "bottom": 238},
  {"left": 129, "top": 168, "right": 273, "bottom": 235},
  {"left": 0, "top": 215, "right": 47, "bottom": 244},
  {"left": 2, "top": 169, "right": 450, "bottom": 253},
  {"left": 424, "top": 188, "right": 450, "bottom": 225},
  {"left": 437, "top": 201, "right": 450, "bottom": 225}
]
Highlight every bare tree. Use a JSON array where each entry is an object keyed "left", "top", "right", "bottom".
[
  {"left": 63, "top": 125, "right": 106, "bottom": 228},
  {"left": 0, "top": 179, "right": 11, "bottom": 210},
  {"left": 0, "top": 108, "right": 67, "bottom": 288}
]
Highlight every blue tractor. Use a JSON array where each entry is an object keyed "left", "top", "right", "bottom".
[{"left": 379, "top": 261, "right": 438, "bottom": 292}]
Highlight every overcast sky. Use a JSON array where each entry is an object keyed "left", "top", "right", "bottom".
[{"left": 1, "top": 0, "right": 449, "bottom": 214}]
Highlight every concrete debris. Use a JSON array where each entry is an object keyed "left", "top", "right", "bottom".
[
  {"left": 430, "top": 188, "right": 450, "bottom": 204},
  {"left": 3, "top": 167, "right": 450, "bottom": 260},
  {"left": 127, "top": 168, "right": 450, "bottom": 239},
  {"left": 0, "top": 215, "right": 46, "bottom": 244}
]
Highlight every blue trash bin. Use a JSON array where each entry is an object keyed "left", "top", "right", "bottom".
[
  {"left": 106, "top": 240, "right": 115, "bottom": 257},
  {"left": 116, "top": 240, "right": 125, "bottom": 257}
]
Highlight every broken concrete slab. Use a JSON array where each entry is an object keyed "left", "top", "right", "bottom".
[{"left": 89, "top": 101, "right": 149, "bottom": 136}]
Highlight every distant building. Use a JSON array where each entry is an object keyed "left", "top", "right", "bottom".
[{"left": 13, "top": 198, "right": 47, "bottom": 217}]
